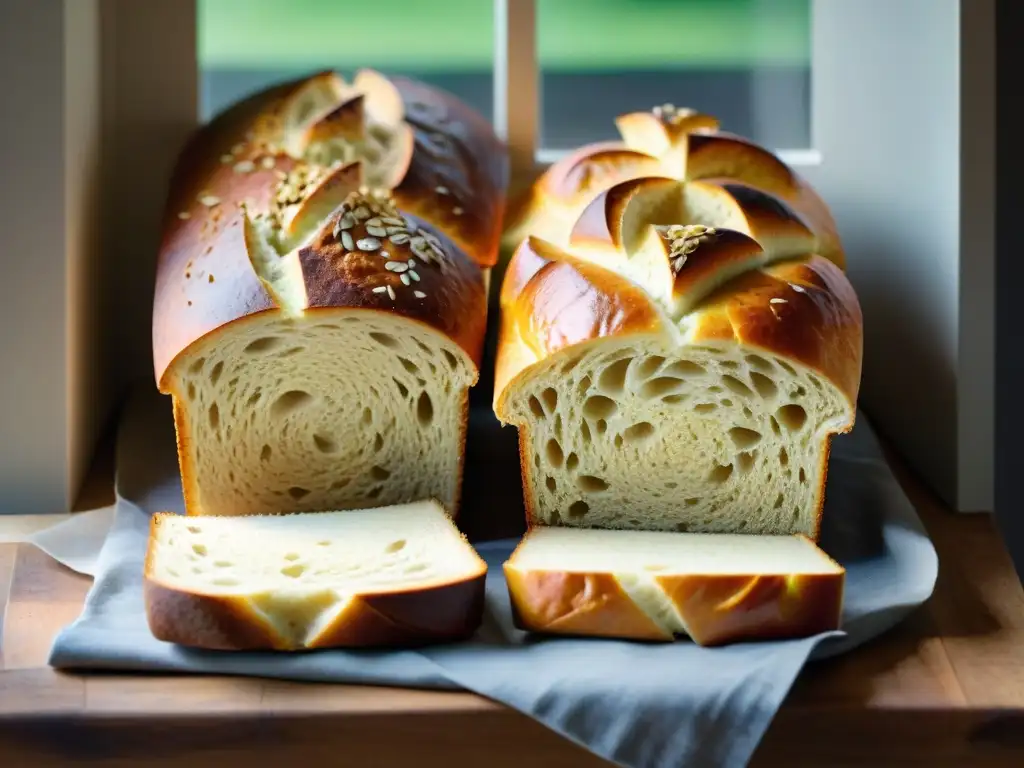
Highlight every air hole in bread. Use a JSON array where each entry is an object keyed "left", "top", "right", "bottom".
[
  {"left": 187, "top": 526, "right": 201, "bottom": 534},
  {"left": 368, "top": 486, "right": 383, "bottom": 499},
  {"left": 187, "top": 382, "right": 196, "bottom": 401},
  {"left": 794, "top": 386, "right": 807, "bottom": 398},
  {"left": 776, "top": 404, "right": 807, "bottom": 432},
  {"left": 370, "top": 331, "right": 398, "bottom": 348},
  {"left": 745, "top": 354, "right": 774, "bottom": 372},
  {"left": 360, "top": 407, "right": 373, "bottom": 426},
  {"left": 283, "top": 552, "right": 300, "bottom": 562},
  {"left": 694, "top": 403, "right": 716, "bottom": 414},
  {"left": 729, "top": 427, "right": 762, "bottom": 450},
  {"left": 562, "top": 356, "right": 582, "bottom": 374},
  {"left": 636, "top": 356, "right": 666, "bottom": 380},
  {"left": 439, "top": 349, "right": 458, "bottom": 370},
  {"left": 776, "top": 359, "right": 798, "bottom": 376},
  {"left": 330, "top": 478, "right": 349, "bottom": 490},
  {"left": 719, "top": 360, "right": 739, "bottom": 370},
  {"left": 385, "top": 539, "right": 407, "bottom": 554},
  {"left": 580, "top": 420, "right": 592, "bottom": 445},
  {"left": 417, "top": 391, "right": 434, "bottom": 426},
  {"left": 640, "top": 377, "right": 685, "bottom": 400},
  {"left": 373, "top": 432, "right": 384, "bottom": 452},
  {"left": 405, "top": 563, "right": 428, "bottom": 574},
  {"left": 213, "top": 577, "right": 239, "bottom": 586},
  {"left": 287, "top": 486, "right": 310, "bottom": 500},
  {"left": 271, "top": 390, "right": 314, "bottom": 419},
  {"left": 371, "top": 465, "right": 391, "bottom": 481},
  {"left": 568, "top": 500, "right": 590, "bottom": 519},
  {"left": 722, "top": 375, "right": 754, "bottom": 398},
  {"left": 244, "top": 337, "right": 283, "bottom": 354},
  {"left": 664, "top": 394, "right": 688, "bottom": 406},
  {"left": 260, "top": 444, "right": 272, "bottom": 462},
  {"left": 247, "top": 390, "right": 263, "bottom": 407},
  {"left": 208, "top": 403, "right": 220, "bottom": 430},
  {"left": 598, "top": 357, "right": 632, "bottom": 395},
  {"left": 313, "top": 433, "right": 338, "bottom": 454},
  {"left": 799, "top": 467, "right": 807, "bottom": 484},
  {"left": 666, "top": 360, "right": 706, "bottom": 377},
  {"left": 546, "top": 476, "right": 557, "bottom": 492},
  {"left": 280, "top": 346, "right": 305, "bottom": 358},
  {"left": 810, "top": 376, "right": 824, "bottom": 390},
  {"left": 316, "top": 324, "right": 341, "bottom": 331},
  {"left": 779, "top": 447, "right": 789, "bottom": 466},
  {"left": 708, "top": 385, "right": 723, "bottom": 394},
  {"left": 554, "top": 414, "right": 564, "bottom": 439},
  {"left": 664, "top": 481, "right": 678, "bottom": 489},
  {"left": 577, "top": 475, "right": 609, "bottom": 492},
  {"left": 623, "top": 422, "right": 655, "bottom": 443},
  {"left": 596, "top": 419, "right": 608, "bottom": 435},
  {"left": 614, "top": 434, "right": 623, "bottom": 448},
  {"left": 583, "top": 395, "right": 617, "bottom": 420},
  {"left": 214, "top": 560, "right": 232, "bottom": 568},
  {"left": 281, "top": 563, "right": 306, "bottom": 578},
  {"left": 541, "top": 387, "right": 558, "bottom": 413},
  {"left": 750, "top": 372, "right": 778, "bottom": 400},
  {"left": 566, "top": 452, "right": 579, "bottom": 472},
  {"left": 188, "top": 357, "right": 206, "bottom": 374},
  {"left": 534, "top": 453, "right": 541, "bottom": 469},
  {"left": 685, "top": 497, "right": 699, "bottom": 506},
  {"left": 397, "top": 357, "right": 420, "bottom": 376},
  {"left": 546, "top": 438, "right": 564, "bottom": 468},
  {"left": 708, "top": 463, "right": 734, "bottom": 484},
  {"left": 774, "top": 493, "right": 785, "bottom": 509},
  {"left": 192, "top": 544, "right": 208, "bottom": 556},
  {"left": 528, "top": 395, "right": 544, "bottom": 419},
  {"left": 721, "top": 398, "right": 734, "bottom": 408},
  {"left": 317, "top": 540, "right": 331, "bottom": 546},
  {"left": 577, "top": 375, "right": 592, "bottom": 397},
  {"left": 736, "top": 450, "right": 757, "bottom": 474},
  {"left": 394, "top": 378, "right": 409, "bottom": 398}
]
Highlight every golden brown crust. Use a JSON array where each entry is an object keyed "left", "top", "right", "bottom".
[
  {"left": 143, "top": 513, "right": 488, "bottom": 651},
  {"left": 503, "top": 564, "right": 671, "bottom": 642},
  {"left": 153, "top": 70, "right": 505, "bottom": 388},
  {"left": 503, "top": 535, "right": 845, "bottom": 646}
]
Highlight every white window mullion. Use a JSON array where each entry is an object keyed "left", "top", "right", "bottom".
[{"left": 493, "top": 0, "right": 538, "bottom": 191}]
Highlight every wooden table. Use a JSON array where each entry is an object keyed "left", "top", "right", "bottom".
[{"left": 1, "top": 430, "right": 1024, "bottom": 767}]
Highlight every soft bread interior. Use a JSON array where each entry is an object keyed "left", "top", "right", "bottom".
[
  {"left": 511, "top": 526, "right": 841, "bottom": 574},
  {"left": 149, "top": 501, "right": 484, "bottom": 647},
  {"left": 170, "top": 311, "right": 475, "bottom": 517},
  {"left": 506, "top": 339, "right": 849, "bottom": 536}
]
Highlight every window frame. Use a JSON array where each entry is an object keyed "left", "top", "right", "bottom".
[{"left": 0, "top": 0, "right": 994, "bottom": 517}]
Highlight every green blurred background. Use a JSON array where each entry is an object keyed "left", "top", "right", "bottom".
[{"left": 198, "top": 0, "right": 811, "bottom": 149}]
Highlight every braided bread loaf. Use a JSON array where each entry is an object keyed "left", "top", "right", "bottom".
[
  {"left": 153, "top": 70, "right": 506, "bottom": 519},
  {"left": 494, "top": 108, "right": 862, "bottom": 540}
]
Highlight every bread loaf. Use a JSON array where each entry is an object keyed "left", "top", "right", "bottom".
[
  {"left": 494, "top": 109, "right": 862, "bottom": 539},
  {"left": 143, "top": 500, "right": 487, "bottom": 651},
  {"left": 504, "top": 526, "right": 844, "bottom": 645},
  {"left": 152, "top": 70, "right": 507, "bottom": 518}
]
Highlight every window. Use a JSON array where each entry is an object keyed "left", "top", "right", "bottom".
[
  {"left": 537, "top": 0, "right": 811, "bottom": 152},
  {"left": 197, "top": 0, "right": 494, "bottom": 123}
]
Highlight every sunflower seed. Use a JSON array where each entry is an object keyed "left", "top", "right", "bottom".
[
  {"left": 790, "top": 284, "right": 806, "bottom": 293},
  {"left": 769, "top": 298, "right": 788, "bottom": 304},
  {"left": 414, "top": 291, "right": 426, "bottom": 299},
  {"left": 381, "top": 217, "right": 405, "bottom": 226},
  {"left": 357, "top": 237, "right": 382, "bottom": 251},
  {"left": 404, "top": 216, "right": 419, "bottom": 233},
  {"left": 366, "top": 225, "right": 387, "bottom": 237},
  {"left": 409, "top": 270, "right": 421, "bottom": 282},
  {"left": 338, "top": 212, "right": 356, "bottom": 230},
  {"left": 341, "top": 231, "right": 355, "bottom": 250},
  {"left": 385, "top": 226, "right": 406, "bottom": 236},
  {"left": 400, "top": 273, "right": 411, "bottom": 285},
  {"left": 372, "top": 286, "right": 388, "bottom": 294},
  {"left": 385, "top": 261, "right": 408, "bottom": 273},
  {"left": 389, "top": 233, "right": 411, "bottom": 245},
  {"left": 366, "top": 217, "right": 383, "bottom": 226},
  {"left": 233, "top": 160, "right": 255, "bottom": 173},
  {"left": 386, "top": 285, "right": 396, "bottom": 300},
  {"left": 435, "top": 185, "right": 450, "bottom": 195},
  {"left": 380, "top": 250, "right": 390, "bottom": 258},
  {"left": 353, "top": 206, "right": 371, "bottom": 220},
  {"left": 198, "top": 195, "right": 220, "bottom": 207}
]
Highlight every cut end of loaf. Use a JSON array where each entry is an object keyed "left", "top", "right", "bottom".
[
  {"left": 502, "top": 339, "right": 853, "bottom": 538},
  {"left": 168, "top": 310, "right": 476, "bottom": 518},
  {"left": 505, "top": 525, "right": 844, "bottom": 645},
  {"left": 144, "top": 500, "right": 487, "bottom": 651}
]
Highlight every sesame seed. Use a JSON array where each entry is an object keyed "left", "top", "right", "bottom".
[
  {"left": 790, "top": 283, "right": 806, "bottom": 293},
  {"left": 178, "top": 212, "right": 191, "bottom": 220},
  {"left": 452, "top": 207, "right": 464, "bottom": 215},
  {"left": 380, "top": 250, "right": 390, "bottom": 258},
  {"left": 400, "top": 273, "right": 411, "bottom": 285},
  {"left": 233, "top": 160, "right": 255, "bottom": 173},
  {"left": 414, "top": 291, "right": 426, "bottom": 299},
  {"left": 386, "top": 285, "right": 396, "bottom": 300},
  {"left": 341, "top": 231, "right": 355, "bottom": 250},
  {"left": 372, "top": 286, "right": 388, "bottom": 294},
  {"left": 435, "top": 185, "right": 449, "bottom": 195},
  {"left": 198, "top": 195, "right": 220, "bottom": 207},
  {"left": 357, "top": 237, "right": 382, "bottom": 251},
  {"left": 769, "top": 298, "right": 788, "bottom": 304}
]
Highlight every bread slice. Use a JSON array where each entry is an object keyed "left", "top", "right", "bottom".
[
  {"left": 143, "top": 500, "right": 488, "bottom": 651},
  {"left": 504, "top": 526, "right": 844, "bottom": 646}
]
